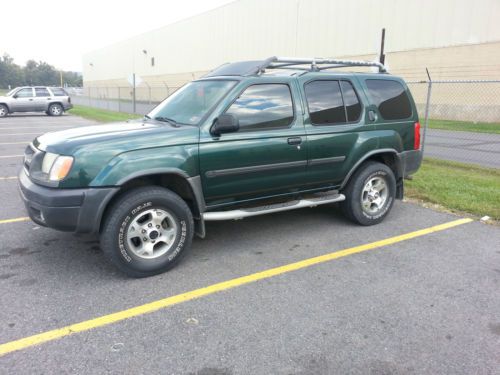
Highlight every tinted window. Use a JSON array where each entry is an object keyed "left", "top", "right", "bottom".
[
  {"left": 226, "top": 84, "right": 294, "bottom": 131},
  {"left": 340, "top": 81, "right": 361, "bottom": 122},
  {"left": 305, "top": 80, "right": 346, "bottom": 125},
  {"left": 366, "top": 79, "right": 412, "bottom": 120},
  {"left": 49, "top": 88, "right": 68, "bottom": 97},
  {"left": 15, "top": 88, "right": 33, "bottom": 98},
  {"left": 35, "top": 88, "right": 50, "bottom": 97}
]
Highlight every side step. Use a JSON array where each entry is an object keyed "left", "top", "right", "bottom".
[{"left": 203, "top": 192, "right": 345, "bottom": 221}]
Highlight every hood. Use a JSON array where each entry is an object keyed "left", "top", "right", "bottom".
[
  {"left": 34, "top": 119, "right": 199, "bottom": 155},
  {"left": 31, "top": 119, "right": 200, "bottom": 188}
]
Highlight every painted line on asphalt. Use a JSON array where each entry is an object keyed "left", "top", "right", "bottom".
[
  {"left": 0, "top": 155, "right": 23, "bottom": 159},
  {"left": 0, "top": 141, "right": 30, "bottom": 145},
  {"left": 0, "top": 176, "right": 18, "bottom": 180},
  {"left": 0, "top": 217, "right": 30, "bottom": 224},
  {"left": 0, "top": 126, "right": 72, "bottom": 130},
  {"left": 0, "top": 217, "right": 473, "bottom": 356},
  {"left": 0, "top": 132, "right": 44, "bottom": 136}
]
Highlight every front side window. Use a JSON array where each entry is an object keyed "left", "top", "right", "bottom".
[
  {"left": 365, "top": 79, "right": 412, "bottom": 120},
  {"left": 35, "top": 88, "right": 51, "bottom": 97},
  {"left": 305, "top": 80, "right": 346, "bottom": 125},
  {"left": 225, "top": 84, "right": 294, "bottom": 131},
  {"left": 15, "top": 88, "right": 33, "bottom": 98},
  {"left": 148, "top": 80, "right": 237, "bottom": 125}
]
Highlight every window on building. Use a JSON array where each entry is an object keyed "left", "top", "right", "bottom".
[
  {"left": 225, "top": 84, "right": 294, "bottom": 131},
  {"left": 365, "top": 79, "right": 412, "bottom": 120},
  {"left": 35, "top": 88, "right": 51, "bottom": 97},
  {"left": 151, "top": 57, "right": 155, "bottom": 67}
]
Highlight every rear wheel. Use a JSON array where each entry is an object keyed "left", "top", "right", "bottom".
[
  {"left": 0, "top": 104, "right": 8, "bottom": 118},
  {"left": 48, "top": 103, "right": 63, "bottom": 116},
  {"left": 100, "top": 186, "right": 194, "bottom": 277},
  {"left": 341, "top": 161, "right": 396, "bottom": 225}
]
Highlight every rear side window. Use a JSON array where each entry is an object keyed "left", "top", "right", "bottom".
[
  {"left": 365, "top": 79, "right": 412, "bottom": 120},
  {"left": 49, "top": 88, "right": 68, "bottom": 97},
  {"left": 304, "top": 80, "right": 362, "bottom": 125},
  {"left": 305, "top": 80, "right": 346, "bottom": 125},
  {"left": 35, "top": 88, "right": 50, "bottom": 97},
  {"left": 225, "top": 84, "right": 294, "bottom": 131}
]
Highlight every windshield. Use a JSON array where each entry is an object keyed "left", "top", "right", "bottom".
[{"left": 148, "top": 80, "right": 237, "bottom": 125}]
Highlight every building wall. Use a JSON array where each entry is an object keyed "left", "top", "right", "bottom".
[{"left": 83, "top": 0, "right": 500, "bottom": 86}]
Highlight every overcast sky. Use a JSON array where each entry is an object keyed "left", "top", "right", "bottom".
[{"left": 1, "top": 0, "right": 235, "bottom": 72}]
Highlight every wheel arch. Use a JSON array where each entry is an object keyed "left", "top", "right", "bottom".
[
  {"left": 340, "top": 149, "right": 403, "bottom": 198},
  {"left": 97, "top": 170, "right": 205, "bottom": 234}
]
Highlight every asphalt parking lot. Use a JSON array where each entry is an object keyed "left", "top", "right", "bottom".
[{"left": 0, "top": 114, "right": 499, "bottom": 374}]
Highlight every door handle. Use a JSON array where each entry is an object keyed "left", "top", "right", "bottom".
[
  {"left": 287, "top": 137, "right": 302, "bottom": 145},
  {"left": 29, "top": 99, "right": 33, "bottom": 101}
]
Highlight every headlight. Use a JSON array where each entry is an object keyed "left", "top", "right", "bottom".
[{"left": 42, "top": 153, "right": 74, "bottom": 181}]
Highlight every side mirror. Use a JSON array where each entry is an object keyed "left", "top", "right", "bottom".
[
  {"left": 13, "top": 95, "right": 18, "bottom": 99},
  {"left": 211, "top": 114, "right": 239, "bottom": 136}
]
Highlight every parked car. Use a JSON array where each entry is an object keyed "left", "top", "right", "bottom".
[
  {"left": 0, "top": 86, "right": 72, "bottom": 117},
  {"left": 19, "top": 57, "right": 422, "bottom": 277}
]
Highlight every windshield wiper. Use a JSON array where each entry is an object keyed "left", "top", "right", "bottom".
[
  {"left": 143, "top": 114, "right": 151, "bottom": 120},
  {"left": 154, "top": 116, "right": 179, "bottom": 127}
]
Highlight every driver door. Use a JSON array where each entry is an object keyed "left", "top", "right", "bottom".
[
  {"left": 199, "top": 81, "right": 308, "bottom": 207},
  {"left": 10, "top": 88, "right": 35, "bottom": 112}
]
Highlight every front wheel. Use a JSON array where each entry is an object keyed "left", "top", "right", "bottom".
[
  {"left": 341, "top": 161, "right": 396, "bottom": 226},
  {"left": 0, "top": 104, "right": 8, "bottom": 118},
  {"left": 100, "top": 186, "right": 194, "bottom": 277}
]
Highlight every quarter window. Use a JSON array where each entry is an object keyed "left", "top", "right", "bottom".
[
  {"left": 35, "top": 88, "right": 51, "bottom": 97},
  {"left": 225, "top": 84, "right": 294, "bottom": 131},
  {"left": 15, "top": 88, "right": 33, "bottom": 98},
  {"left": 365, "top": 79, "right": 412, "bottom": 120},
  {"left": 49, "top": 88, "right": 68, "bottom": 97}
]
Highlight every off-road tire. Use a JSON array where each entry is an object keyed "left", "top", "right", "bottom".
[
  {"left": 100, "top": 186, "right": 194, "bottom": 278},
  {"left": 341, "top": 161, "right": 396, "bottom": 226}
]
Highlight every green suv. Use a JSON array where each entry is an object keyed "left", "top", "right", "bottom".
[{"left": 19, "top": 57, "right": 422, "bottom": 277}]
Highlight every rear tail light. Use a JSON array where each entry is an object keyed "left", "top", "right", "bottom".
[{"left": 414, "top": 122, "right": 421, "bottom": 150}]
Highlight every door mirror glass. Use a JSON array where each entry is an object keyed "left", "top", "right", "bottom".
[{"left": 211, "top": 114, "right": 239, "bottom": 136}]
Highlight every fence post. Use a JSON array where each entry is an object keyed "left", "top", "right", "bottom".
[
  {"left": 421, "top": 69, "right": 433, "bottom": 154},
  {"left": 106, "top": 87, "right": 109, "bottom": 110},
  {"left": 118, "top": 87, "right": 121, "bottom": 113}
]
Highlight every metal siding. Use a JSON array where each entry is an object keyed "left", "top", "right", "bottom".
[{"left": 83, "top": 0, "right": 500, "bottom": 82}]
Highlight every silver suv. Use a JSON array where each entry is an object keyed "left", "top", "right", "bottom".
[{"left": 0, "top": 86, "right": 73, "bottom": 117}]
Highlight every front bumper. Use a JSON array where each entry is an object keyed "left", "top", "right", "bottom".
[{"left": 19, "top": 170, "right": 118, "bottom": 233}]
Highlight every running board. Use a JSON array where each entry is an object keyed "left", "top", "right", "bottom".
[{"left": 203, "top": 193, "right": 345, "bottom": 221}]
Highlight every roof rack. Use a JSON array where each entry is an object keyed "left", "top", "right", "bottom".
[
  {"left": 203, "top": 56, "right": 386, "bottom": 78},
  {"left": 267, "top": 57, "right": 387, "bottom": 73}
]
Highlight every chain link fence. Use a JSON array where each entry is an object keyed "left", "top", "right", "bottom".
[
  {"left": 407, "top": 80, "right": 500, "bottom": 169},
  {"left": 70, "top": 80, "right": 500, "bottom": 169}
]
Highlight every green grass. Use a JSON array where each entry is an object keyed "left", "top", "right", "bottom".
[
  {"left": 406, "top": 158, "right": 500, "bottom": 220},
  {"left": 69, "top": 105, "right": 142, "bottom": 123},
  {"left": 0, "top": 89, "right": 8, "bottom": 95},
  {"left": 428, "top": 119, "right": 500, "bottom": 134}
]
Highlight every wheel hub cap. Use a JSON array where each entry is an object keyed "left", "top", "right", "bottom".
[
  {"left": 126, "top": 208, "right": 178, "bottom": 259},
  {"left": 361, "top": 176, "right": 388, "bottom": 215}
]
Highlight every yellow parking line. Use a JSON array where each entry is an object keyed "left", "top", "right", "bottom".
[
  {"left": 0, "top": 154, "right": 23, "bottom": 159},
  {"left": 0, "top": 217, "right": 473, "bottom": 356},
  {"left": 0, "top": 176, "right": 18, "bottom": 180},
  {"left": 0, "top": 217, "right": 30, "bottom": 224}
]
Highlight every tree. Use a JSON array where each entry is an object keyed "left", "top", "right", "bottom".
[{"left": 0, "top": 53, "right": 82, "bottom": 89}]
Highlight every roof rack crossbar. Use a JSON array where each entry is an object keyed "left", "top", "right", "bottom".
[{"left": 264, "top": 57, "right": 386, "bottom": 73}]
